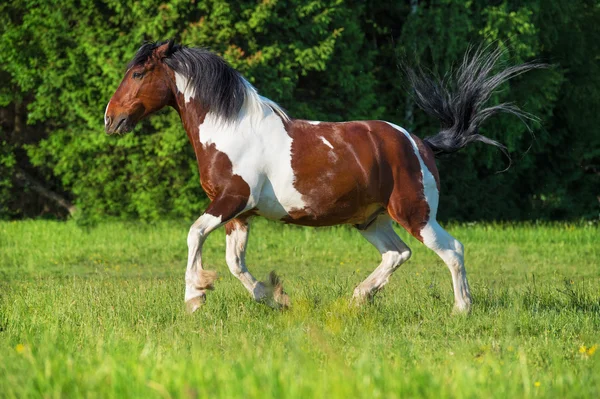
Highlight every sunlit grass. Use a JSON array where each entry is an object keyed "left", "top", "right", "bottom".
[{"left": 1, "top": 220, "right": 599, "bottom": 397}]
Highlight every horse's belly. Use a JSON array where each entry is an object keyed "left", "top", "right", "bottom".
[
  {"left": 253, "top": 178, "right": 380, "bottom": 226},
  {"left": 283, "top": 198, "right": 382, "bottom": 227}
]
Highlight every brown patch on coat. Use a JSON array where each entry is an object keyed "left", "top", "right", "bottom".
[
  {"left": 283, "top": 121, "right": 391, "bottom": 226},
  {"left": 225, "top": 217, "right": 249, "bottom": 235},
  {"left": 283, "top": 120, "right": 431, "bottom": 242},
  {"left": 195, "top": 142, "right": 251, "bottom": 219},
  {"left": 170, "top": 79, "right": 207, "bottom": 169},
  {"left": 197, "top": 143, "right": 247, "bottom": 200},
  {"left": 382, "top": 126, "right": 430, "bottom": 242}
]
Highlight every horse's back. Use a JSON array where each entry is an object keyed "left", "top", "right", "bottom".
[{"left": 287, "top": 119, "right": 432, "bottom": 188}]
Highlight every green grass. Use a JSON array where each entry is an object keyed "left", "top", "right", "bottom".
[{"left": 1, "top": 219, "right": 599, "bottom": 398}]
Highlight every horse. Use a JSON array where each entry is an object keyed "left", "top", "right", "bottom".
[{"left": 105, "top": 40, "right": 541, "bottom": 314}]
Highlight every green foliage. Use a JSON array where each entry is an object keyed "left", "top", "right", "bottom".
[
  {"left": 1, "top": 220, "right": 599, "bottom": 396},
  {"left": 0, "top": 135, "right": 16, "bottom": 218},
  {"left": 0, "top": 0, "right": 598, "bottom": 221}
]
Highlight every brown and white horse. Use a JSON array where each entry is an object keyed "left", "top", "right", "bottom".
[{"left": 105, "top": 41, "right": 541, "bottom": 313}]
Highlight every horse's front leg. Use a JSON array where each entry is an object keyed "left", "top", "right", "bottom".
[
  {"left": 185, "top": 196, "right": 248, "bottom": 313},
  {"left": 225, "top": 218, "right": 289, "bottom": 308}
]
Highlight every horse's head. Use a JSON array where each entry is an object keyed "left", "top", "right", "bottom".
[{"left": 105, "top": 41, "right": 176, "bottom": 134}]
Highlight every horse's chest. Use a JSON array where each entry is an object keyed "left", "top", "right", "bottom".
[
  {"left": 198, "top": 116, "right": 307, "bottom": 219},
  {"left": 198, "top": 142, "right": 252, "bottom": 201}
]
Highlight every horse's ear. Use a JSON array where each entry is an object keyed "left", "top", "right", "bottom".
[{"left": 154, "top": 40, "right": 176, "bottom": 60}]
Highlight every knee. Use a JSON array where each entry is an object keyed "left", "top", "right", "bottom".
[
  {"left": 446, "top": 242, "right": 465, "bottom": 274},
  {"left": 388, "top": 248, "right": 411, "bottom": 267},
  {"left": 453, "top": 240, "right": 464, "bottom": 257},
  {"left": 400, "top": 248, "right": 412, "bottom": 263},
  {"left": 187, "top": 226, "right": 205, "bottom": 247}
]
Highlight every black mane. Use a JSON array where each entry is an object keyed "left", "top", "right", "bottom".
[{"left": 128, "top": 40, "right": 247, "bottom": 121}]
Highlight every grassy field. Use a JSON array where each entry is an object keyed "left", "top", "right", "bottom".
[{"left": 1, "top": 219, "right": 599, "bottom": 398}]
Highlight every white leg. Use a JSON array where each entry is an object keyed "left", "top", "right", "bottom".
[
  {"left": 421, "top": 220, "right": 472, "bottom": 313},
  {"left": 185, "top": 213, "right": 223, "bottom": 313},
  {"left": 353, "top": 215, "right": 412, "bottom": 301},
  {"left": 225, "top": 219, "right": 269, "bottom": 301}
]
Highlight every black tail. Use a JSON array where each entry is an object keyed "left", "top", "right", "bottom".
[{"left": 406, "top": 45, "right": 545, "bottom": 165}]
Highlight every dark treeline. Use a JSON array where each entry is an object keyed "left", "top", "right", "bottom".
[{"left": 1, "top": 0, "right": 598, "bottom": 222}]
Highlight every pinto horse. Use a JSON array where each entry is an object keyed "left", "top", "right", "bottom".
[{"left": 105, "top": 40, "right": 541, "bottom": 313}]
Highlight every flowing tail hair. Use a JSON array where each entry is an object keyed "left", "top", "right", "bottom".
[{"left": 406, "top": 45, "right": 546, "bottom": 168}]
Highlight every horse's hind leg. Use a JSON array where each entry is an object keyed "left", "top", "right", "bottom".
[
  {"left": 388, "top": 196, "right": 473, "bottom": 313},
  {"left": 353, "top": 214, "right": 412, "bottom": 302},
  {"left": 225, "top": 218, "right": 289, "bottom": 308},
  {"left": 420, "top": 220, "right": 472, "bottom": 313}
]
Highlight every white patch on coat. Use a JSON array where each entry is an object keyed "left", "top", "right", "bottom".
[
  {"left": 104, "top": 101, "right": 110, "bottom": 127},
  {"left": 196, "top": 80, "right": 305, "bottom": 220},
  {"left": 308, "top": 121, "right": 321, "bottom": 125},
  {"left": 319, "top": 136, "right": 334, "bottom": 149},
  {"left": 175, "top": 71, "right": 196, "bottom": 103}
]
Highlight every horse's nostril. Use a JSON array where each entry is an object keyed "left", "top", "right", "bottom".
[
  {"left": 115, "top": 117, "right": 127, "bottom": 132},
  {"left": 106, "top": 116, "right": 112, "bottom": 126}
]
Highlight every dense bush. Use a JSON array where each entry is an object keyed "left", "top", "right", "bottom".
[{"left": 1, "top": 0, "right": 598, "bottom": 221}]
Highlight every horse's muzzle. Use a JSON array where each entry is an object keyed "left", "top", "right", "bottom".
[{"left": 105, "top": 114, "right": 131, "bottom": 135}]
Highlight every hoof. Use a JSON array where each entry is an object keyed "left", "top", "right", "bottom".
[
  {"left": 251, "top": 282, "right": 269, "bottom": 302},
  {"left": 351, "top": 285, "right": 374, "bottom": 306},
  {"left": 350, "top": 296, "right": 364, "bottom": 307},
  {"left": 273, "top": 288, "right": 290, "bottom": 309},
  {"left": 452, "top": 301, "right": 472, "bottom": 315},
  {"left": 185, "top": 295, "right": 206, "bottom": 314},
  {"left": 269, "top": 271, "right": 290, "bottom": 309},
  {"left": 258, "top": 271, "right": 290, "bottom": 309}
]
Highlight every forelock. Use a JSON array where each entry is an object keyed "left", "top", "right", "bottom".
[{"left": 126, "top": 40, "right": 180, "bottom": 70}]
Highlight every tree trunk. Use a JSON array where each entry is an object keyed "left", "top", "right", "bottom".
[
  {"left": 404, "top": 0, "right": 419, "bottom": 129},
  {"left": 14, "top": 167, "right": 77, "bottom": 216}
]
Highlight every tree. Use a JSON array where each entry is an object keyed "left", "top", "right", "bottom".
[{"left": 0, "top": 0, "right": 597, "bottom": 221}]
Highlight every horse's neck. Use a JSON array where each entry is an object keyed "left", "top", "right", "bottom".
[
  {"left": 174, "top": 100, "right": 208, "bottom": 156},
  {"left": 175, "top": 88, "right": 289, "bottom": 169}
]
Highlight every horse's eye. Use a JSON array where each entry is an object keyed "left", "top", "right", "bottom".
[{"left": 132, "top": 71, "right": 144, "bottom": 79}]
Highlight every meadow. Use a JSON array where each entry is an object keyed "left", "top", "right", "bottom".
[{"left": 0, "top": 219, "right": 599, "bottom": 398}]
